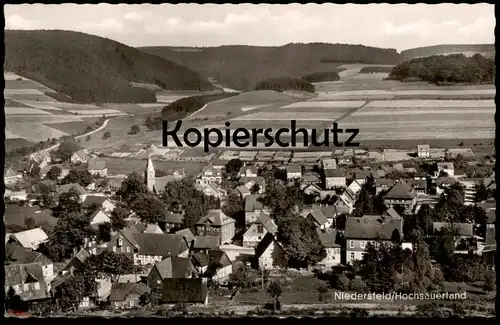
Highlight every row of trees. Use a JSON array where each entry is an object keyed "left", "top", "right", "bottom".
[
  {"left": 301, "top": 71, "right": 340, "bottom": 82},
  {"left": 255, "top": 77, "right": 315, "bottom": 93}
]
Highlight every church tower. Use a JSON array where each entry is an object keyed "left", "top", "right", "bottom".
[{"left": 145, "top": 156, "right": 156, "bottom": 192}]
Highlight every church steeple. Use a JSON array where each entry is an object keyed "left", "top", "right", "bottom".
[{"left": 145, "top": 156, "right": 156, "bottom": 192}]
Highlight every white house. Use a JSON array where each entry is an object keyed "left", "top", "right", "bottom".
[
  {"left": 316, "top": 229, "right": 341, "bottom": 269},
  {"left": 286, "top": 165, "right": 302, "bottom": 180},
  {"left": 208, "top": 250, "right": 233, "bottom": 282},
  {"left": 195, "top": 183, "right": 227, "bottom": 199},
  {"left": 243, "top": 223, "right": 268, "bottom": 247},
  {"left": 417, "top": 145, "right": 430, "bottom": 158},
  {"left": 437, "top": 162, "right": 455, "bottom": 177},
  {"left": 88, "top": 158, "right": 108, "bottom": 177},
  {"left": 324, "top": 168, "right": 346, "bottom": 189},
  {"left": 242, "top": 176, "right": 266, "bottom": 194},
  {"left": 89, "top": 209, "right": 111, "bottom": 226},
  {"left": 70, "top": 150, "right": 89, "bottom": 164},
  {"left": 82, "top": 195, "right": 116, "bottom": 212},
  {"left": 239, "top": 166, "right": 258, "bottom": 178},
  {"left": 301, "top": 183, "right": 322, "bottom": 196},
  {"left": 197, "top": 166, "right": 222, "bottom": 186},
  {"left": 244, "top": 195, "right": 269, "bottom": 224},
  {"left": 6, "top": 228, "right": 49, "bottom": 250},
  {"left": 255, "top": 233, "right": 286, "bottom": 270}
]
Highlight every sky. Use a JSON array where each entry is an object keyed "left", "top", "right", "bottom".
[{"left": 4, "top": 3, "right": 495, "bottom": 51}]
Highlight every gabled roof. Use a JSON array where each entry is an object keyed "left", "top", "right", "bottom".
[
  {"left": 195, "top": 209, "right": 234, "bottom": 227},
  {"left": 191, "top": 252, "right": 211, "bottom": 268},
  {"left": 308, "top": 209, "right": 328, "bottom": 226},
  {"left": 72, "top": 150, "right": 88, "bottom": 160},
  {"left": 437, "top": 162, "right": 454, "bottom": 170},
  {"left": 56, "top": 183, "right": 86, "bottom": 195},
  {"left": 316, "top": 228, "right": 340, "bottom": 248},
  {"left": 485, "top": 226, "right": 496, "bottom": 245},
  {"left": 4, "top": 167, "right": 18, "bottom": 178},
  {"left": 312, "top": 205, "right": 337, "bottom": 219},
  {"left": 255, "top": 233, "right": 278, "bottom": 258},
  {"left": 239, "top": 165, "right": 258, "bottom": 175},
  {"left": 153, "top": 257, "right": 196, "bottom": 279},
  {"left": 10, "top": 228, "right": 48, "bottom": 250},
  {"left": 208, "top": 249, "right": 232, "bottom": 267},
  {"left": 436, "top": 177, "right": 459, "bottom": 187},
  {"left": 287, "top": 165, "right": 302, "bottom": 173},
  {"left": 82, "top": 195, "right": 110, "bottom": 208},
  {"left": 244, "top": 194, "right": 266, "bottom": 212},
  {"left": 355, "top": 171, "right": 371, "bottom": 180},
  {"left": 257, "top": 213, "right": 277, "bottom": 235},
  {"left": 163, "top": 212, "right": 184, "bottom": 224},
  {"left": 407, "top": 179, "right": 427, "bottom": 190},
  {"left": 144, "top": 224, "right": 164, "bottom": 234},
  {"left": 345, "top": 216, "right": 403, "bottom": 240},
  {"left": 89, "top": 209, "right": 111, "bottom": 224},
  {"left": 324, "top": 168, "right": 345, "bottom": 178},
  {"left": 243, "top": 223, "right": 266, "bottom": 237},
  {"left": 162, "top": 278, "right": 207, "bottom": 303},
  {"left": 120, "top": 227, "right": 140, "bottom": 248},
  {"left": 302, "top": 172, "right": 321, "bottom": 183},
  {"left": 132, "top": 233, "right": 189, "bottom": 257},
  {"left": 7, "top": 245, "right": 53, "bottom": 266},
  {"left": 383, "top": 207, "right": 403, "bottom": 220},
  {"left": 236, "top": 185, "right": 251, "bottom": 196},
  {"left": 376, "top": 179, "right": 396, "bottom": 187},
  {"left": 109, "top": 282, "right": 150, "bottom": 301},
  {"left": 418, "top": 144, "right": 430, "bottom": 151},
  {"left": 433, "top": 222, "right": 474, "bottom": 237},
  {"left": 384, "top": 180, "right": 416, "bottom": 200},
  {"left": 241, "top": 176, "right": 266, "bottom": 185},
  {"left": 175, "top": 228, "right": 195, "bottom": 243},
  {"left": 88, "top": 158, "right": 107, "bottom": 170},
  {"left": 193, "top": 236, "right": 221, "bottom": 249},
  {"left": 5, "top": 262, "right": 49, "bottom": 301}
]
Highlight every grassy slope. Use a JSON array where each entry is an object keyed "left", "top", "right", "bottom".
[
  {"left": 5, "top": 30, "right": 215, "bottom": 103},
  {"left": 401, "top": 44, "right": 495, "bottom": 60},
  {"left": 140, "top": 43, "right": 401, "bottom": 91}
]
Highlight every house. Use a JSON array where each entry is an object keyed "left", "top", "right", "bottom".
[
  {"left": 324, "top": 168, "right": 346, "bottom": 189},
  {"left": 255, "top": 233, "right": 286, "bottom": 270},
  {"left": 334, "top": 193, "right": 355, "bottom": 215},
  {"left": 301, "top": 183, "right": 322, "bottom": 196},
  {"left": 30, "top": 151, "right": 51, "bottom": 164},
  {"left": 258, "top": 213, "right": 278, "bottom": 235},
  {"left": 143, "top": 224, "right": 164, "bottom": 234},
  {"left": 195, "top": 209, "right": 235, "bottom": 244},
  {"left": 4, "top": 167, "right": 21, "bottom": 184},
  {"left": 383, "top": 180, "right": 417, "bottom": 215},
  {"left": 59, "top": 249, "right": 91, "bottom": 276},
  {"left": 89, "top": 209, "right": 111, "bottom": 226},
  {"left": 286, "top": 165, "right": 302, "bottom": 180},
  {"left": 147, "top": 257, "right": 197, "bottom": 298},
  {"left": 371, "top": 169, "right": 386, "bottom": 180},
  {"left": 417, "top": 145, "right": 430, "bottom": 158},
  {"left": 435, "top": 177, "right": 459, "bottom": 195},
  {"left": 345, "top": 215, "right": 404, "bottom": 264},
  {"left": 239, "top": 165, "right": 258, "bottom": 178},
  {"left": 82, "top": 195, "right": 116, "bottom": 212},
  {"left": 210, "top": 159, "right": 226, "bottom": 170},
  {"left": 311, "top": 205, "right": 337, "bottom": 228},
  {"left": 109, "top": 283, "right": 151, "bottom": 309},
  {"left": 70, "top": 149, "right": 89, "bottom": 164},
  {"left": 107, "top": 176, "right": 126, "bottom": 194},
  {"left": 6, "top": 245, "right": 54, "bottom": 280},
  {"left": 433, "top": 222, "right": 474, "bottom": 237},
  {"left": 407, "top": 179, "right": 428, "bottom": 195},
  {"left": 244, "top": 194, "right": 269, "bottom": 224},
  {"left": 235, "top": 185, "right": 251, "bottom": 199},
  {"left": 337, "top": 157, "right": 352, "bottom": 166},
  {"left": 196, "top": 166, "right": 222, "bottom": 186},
  {"left": 243, "top": 223, "right": 268, "bottom": 247},
  {"left": 176, "top": 228, "right": 196, "bottom": 245},
  {"left": 88, "top": 158, "right": 108, "bottom": 177},
  {"left": 192, "top": 236, "right": 221, "bottom": 252},
  {"left": 302, "top": 172, "right": 321, "bottom": 185},
  {"left": 481, "top": 226, "right": 496, "bottom": 267},
  {"left": 478, "top": 200, "right": 496, "bottom": 225},
  {"left": 145, "top": 158, "right": 183, "bottom": 194},
  {"left": 190, "top": 251, "right": 211, "bottom": 275},
  {"left": 4, "top": 188, "right": 28, "bottom": 201},
  {"left": 354, "top": 171, "right": 372, "bottom": 185},
  {"left": 241, "top": 176, "right": 266, "bottom": 194},
  {"left": 306, "top": 208, "right": 331, "bottom": 230},
  {"left": 132, "top": 233, "right": 190, "bottom": 266},
  {"left": 160, "top": 212, "right": 184, "bottom": 232},
  {"left": 315, "top": 229, "right": 341, "bottom": 269},
  {"left": 375, "top": 179, "right": 396, "bottom": 195},
  {"left": 413, "top": 171, "right": 427, "bottom": 180},
  {"left": 195, "top": 183, "right": 227, "bottom": 199},
  {"left": 206, "top": 250, "right": 233, "bottom": 282},
  {"left": 437, "top": 162, "right": 455, "bottom": 177},
  {"left": 161, "top": 278, "right": 208, "bottom": 306},
  {"left": 321, "top": 158, "right": 337, "bottom": 170},
  {"left": 5, "top": 262, "right": 51, "bottom": 303},
  {"left": 6, "top": 228, "right": 49, "bottom": 250}
]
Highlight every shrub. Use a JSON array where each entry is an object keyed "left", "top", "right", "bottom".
[
  {"left": 350, "top": 308, "right": 369, "bottom": 318},
  {"left": 349, "top": 278, "right": 368, "bottom": 293},
  {"left": 102, "top": 131, "right": 111, "bottom": 139},
  {"left": 85, "top": 135, "right": 91, "bottom": 142},
  {"left": 336, "top": 274, "right": 350, "bottom": 291}
]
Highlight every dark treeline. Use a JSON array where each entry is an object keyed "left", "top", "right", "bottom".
[
  {"left": 400, "top": 44, "right": 495, "bottom": 60},
  {"left": 144, "top": 92, "right": 239, "bottom": 130},
  {"left": 5, "top": 30, "right": 214, "bottom": 103},
  {"left": 301, "top": 71, "right": 340, "bottom": 82},
  {"left": 359, "top": 66, "right": 394, "bottom": 73},
  {"left": 388, "top": 54, "right": 495, "bottom": 84},
  {"left": 255, "top": 77, "right": 315, "bottom": 93}
]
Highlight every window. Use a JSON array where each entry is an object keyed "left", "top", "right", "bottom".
[
  {"left": 113, "top": 246, "right": 116, "bottom": 252},
  {"left": 118, "top": 238, "right": 123, "bottom": 247},
  {"left": 23, "top": 284, "right": 29, "bottom": 291},
  {"left": 349, "top": 240, "right": 355, "bottom": 248},
  {"left": 121, "top": 247, "right": 125, "bottom": 253},
  {"left": 350, "top": 253, "right": 355, "bottom": 260},
  {"left": 157, "top": 280, "right": 161, "bottom": 284},
  {"left": 126, "top": 246, "right": 130, "bottom": 253},
  {"left": 13, "top": 285, "right": 19, "bottom": 292},
  {"left": 360, "top": 241, "right": 366, "bottom": 249}
]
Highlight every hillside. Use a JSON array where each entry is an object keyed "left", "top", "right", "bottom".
[
  {"left": 401, "top": 44, "right": 495, "bottom": 60},
  {"left": 140, "top": 43, "right": 401, "bottom": 91},
  {"left": 5, "top": 30, "right": 214, "bottom": 103},
  {"left": 388, "top": 53, "right": 495, "bottom": 84}
]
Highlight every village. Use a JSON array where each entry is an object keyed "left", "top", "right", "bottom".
[{"left": 3, "top": 139, "right": 496, "bottom": 317}]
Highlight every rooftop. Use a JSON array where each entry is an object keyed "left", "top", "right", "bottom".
[{"left": 345, "top": 216, "right": 403, "bottom": 240}]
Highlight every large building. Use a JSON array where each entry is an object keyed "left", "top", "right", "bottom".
[{"left": 145, "top": 157, "right": 184, "bottom": 193}]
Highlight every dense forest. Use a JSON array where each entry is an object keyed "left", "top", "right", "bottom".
[
  {"left": 301, "top": 71, "right": 340, "bottom": 82},
  {"left": 255, "top": 77, "right": 315, "bottom": 93},
  {"left": 400, "top": 44, "right": 495, "bottom": 60},
  {"left": 5, "top": 30, "right": 214, "bottom": 103},
  {"left": 144, "top": 92, "right": 239, "bottom": 130},
  {"left": 359, "top": 66, "right": 394, "bottom": 73},
  {"left": 141, "top": 43, "right": 401, "bottom": 91},
  {"left": 388, "top": 54, "right": 495, "bottom": 84}
]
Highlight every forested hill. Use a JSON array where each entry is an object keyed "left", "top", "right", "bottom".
[
  {"left": 5, "top": 30, "right": 214, "bottom": 103},
  {"left": 401, "top": 44, "right": 495, "bottom": 60},
  {"left": 140, "top": 43, "right": 401, "bottom": 91}
]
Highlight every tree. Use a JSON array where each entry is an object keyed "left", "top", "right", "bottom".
[
  {"left": 129, "top": 125, "right": 140, "bottom": 135},
  {"left": 475, "top": 181, "right": 488, "bottom": 203},
  {"left": 276, "top": 215, "right": 326, "bottom": 268},
  {"left": 98, "top": 223, "right": 112, "bottom": 242},
  {"left": 56, "top": 139, "right": 81, "bottom": 162},
  {"left": 483, "top": 270, "right": 495, "bottom": 292},
  {"left": 24, "top": 217, "right": 37, "bottom": 230},
  {"left": 102, "top": 131, "right": 111, "bottom": 139},
  {"left": 110, "top": 204, "right": 129, "bottom": 231},
  {"left": 62, "top": 168, "right": 93, "bottom": 187},
  {"left": 55, "top": 187, "right": 82, "bottom": 214},
  {"left": 46, "top": 166, "right": 62, "bottom": 180},
  {"left": 226, "top": 159, "right": 243, "bottom": 174},
  {"left": 222, "top": 192, "right": 245, "bottom": 225},
  {"left": 317, "top": 284, "right": 329, "bottom": 302},
  {"left": 131, "top": 194, "right": 167, "bottom": 224},
  {"left": 5, "top": 286, "right": 28, "bottom": 312},
  {"left": 85, "top": 135, "right": 91, "bottom": 142},
  {"left": 266, "top": 281, "right": 282, "bottom": 312},
  {"left": 88, "top": 251, "right": 134, "bottom": 282},
  {"left": 250, "top": 184, "right": 260, "bottom": 194},
  {"left": 427, "top": 228, "right": 456, "bottom": 268},
  {"left": 36, "top": 180, "right": 58, "bottom": 209},
  {"left": 118, "top": 172, "right": 149, "bottom": 205},
  {"left": 229, "top": 264, "right": 252, "bottom": 289}
]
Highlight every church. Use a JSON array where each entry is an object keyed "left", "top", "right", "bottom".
[{"left": 145, "top": 157, "right": 185, "bottom": 193}]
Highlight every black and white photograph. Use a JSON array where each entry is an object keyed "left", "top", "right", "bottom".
[{"left": 3, "top": 3, "right": 496, "bottom": 318}]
